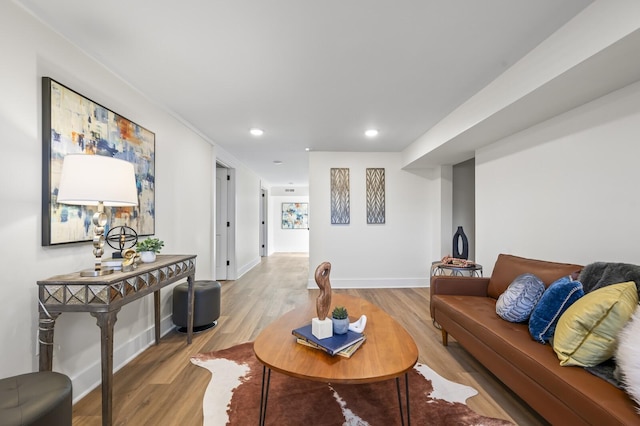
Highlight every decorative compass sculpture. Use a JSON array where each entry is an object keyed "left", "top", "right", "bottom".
[{"left": 106, "top": 226, "right": 138, "bottom": 258}]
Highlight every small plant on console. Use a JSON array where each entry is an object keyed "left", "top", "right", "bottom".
[{"left": 136, "top": 237, "right": 164, "bottom": 253}]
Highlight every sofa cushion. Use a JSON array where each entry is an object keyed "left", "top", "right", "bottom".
[
  {"left": 529, "top": 276, "right": 584, "bottom": 344},
  {"left": 553, "top": 281, "right": 638, "bottom": 367},
  {"left": 487, "top": 254, "right": 582, "bottom": 299},
  {"left": 496, "top": 273, "right": 545, "bottom": 322},
  {"left": 616, "top": 306, "right": 640, "bottom": 409}
]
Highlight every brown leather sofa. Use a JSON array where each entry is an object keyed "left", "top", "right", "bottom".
[{"left": 430, "top": 254, "right": 639, "bottom": 425}]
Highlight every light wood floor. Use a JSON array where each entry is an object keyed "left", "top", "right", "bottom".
[{"left": 72, "top": 253, "right": 548, "bottom": 425}]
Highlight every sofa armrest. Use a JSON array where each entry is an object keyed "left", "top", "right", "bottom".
[{"left": 430, "top": 276, "right": 490, "bottom": 319}]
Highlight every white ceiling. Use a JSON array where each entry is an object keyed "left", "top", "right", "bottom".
[{"left": 16, "top": 0, "right": 593, "bottom": 186}]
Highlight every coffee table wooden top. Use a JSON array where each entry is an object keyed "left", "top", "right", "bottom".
[{"left": 254, "top": 293, "right": 418, "bottom": 384}]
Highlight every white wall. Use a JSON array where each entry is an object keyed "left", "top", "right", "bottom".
[
  {"left": 309, "top": 152, "right": 432, "bottom": 288},
  {"left": 271, "top": 196, "right": 310, "bottom": 253},
  {"left": 234, "top": 164, "right": 262, "bottom": 277},
  {"left": 476, "top": 80, "right": 640, "bottom": 276},
  {"left": 0, "top": 2, "right": 215, "bottom": 400}
]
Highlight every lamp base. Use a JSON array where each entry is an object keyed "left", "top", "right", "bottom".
[{"left": 80, "top": 267, "right": 115, "bottom": 277}]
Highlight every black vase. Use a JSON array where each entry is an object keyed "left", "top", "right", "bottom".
[{"left": 453, "top": 226, "right": 469, "bottom": 260}]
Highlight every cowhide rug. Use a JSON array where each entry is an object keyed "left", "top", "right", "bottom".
[{"left": 191, "top": 342, "right": 513, "bottom": 426}]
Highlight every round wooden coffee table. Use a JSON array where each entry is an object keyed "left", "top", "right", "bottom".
[{"left": 254, "top": 293, "right": 418, "bottom": 425}]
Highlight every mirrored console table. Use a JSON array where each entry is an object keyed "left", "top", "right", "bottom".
[{"left": 37, "top": 254, "right": 197, "bottom": 426}]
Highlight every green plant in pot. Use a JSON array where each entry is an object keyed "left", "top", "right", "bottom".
[
  {"left": 136, "top": 237, "right": 164, "bottom": 263},
  {"left": 332, "top": 306, "right": 349, "bottom": 335}
]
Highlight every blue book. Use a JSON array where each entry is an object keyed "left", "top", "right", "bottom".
[{"left": 292, "top": 324, "right": 364, "bottom": 356}]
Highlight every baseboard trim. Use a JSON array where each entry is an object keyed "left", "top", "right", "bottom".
[
  {"left": 71, "top": 314, "right": 176, "bottom": 404},
  {"left": 306, "top": 277, "right": 430, "bottom": 289},
  {"left": 237, "top": 256, "right": 261, "bottom": 279}
]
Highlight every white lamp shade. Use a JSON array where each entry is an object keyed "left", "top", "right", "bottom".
[{"left": 56, "top": 154, "right": 138, "bottom": 206}]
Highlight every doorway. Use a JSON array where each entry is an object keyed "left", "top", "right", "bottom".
[
  {"left": 452, "top": 158, "right": 475, "bottom": 261},
  {"left": 215, "top": 163, "right": 236, "bottom": 280},
  {"left": 260, "top": 188, "right": 268, "bottom": 257}
]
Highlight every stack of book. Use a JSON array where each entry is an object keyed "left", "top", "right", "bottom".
[{"left": 292, "top": 324, "right": 365, "bottom": 358}]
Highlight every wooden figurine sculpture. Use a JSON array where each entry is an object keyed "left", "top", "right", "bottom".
[{"left": 314, "top": 262, "right": 332, "bottom": 321}]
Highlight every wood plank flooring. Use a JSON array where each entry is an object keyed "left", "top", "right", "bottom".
[{"left": 72, "top": 253, "right": 548, "bottom": 425}]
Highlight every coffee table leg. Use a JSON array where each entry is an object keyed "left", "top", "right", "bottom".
[
  {"left": 396, "top": 373, "right": 411, "bottom": 426},
  {"left": 259, "top": 366, "right": 271, "bottom": 426},
  {"left": 405, "top": 372, "right": 410, "bottom": 425}
]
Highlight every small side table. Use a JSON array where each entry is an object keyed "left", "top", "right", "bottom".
[{"left": 431, "top": 261, "right": 483, "bottom": 277}]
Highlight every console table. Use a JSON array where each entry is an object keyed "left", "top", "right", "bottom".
[{"left": 37, "top": 254, "right": 197, "bottom": 426}]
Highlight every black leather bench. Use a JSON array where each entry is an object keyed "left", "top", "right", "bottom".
[{"left": 0, "top": 371, "right": 72, "bottom": 426}]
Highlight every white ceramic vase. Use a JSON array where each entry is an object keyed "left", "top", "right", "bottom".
[{"left": 139, "top": 251, "right": 156, "bottom": 263}]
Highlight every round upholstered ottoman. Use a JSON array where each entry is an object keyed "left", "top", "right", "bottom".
[
  {"left": 172, "top": 280, "right": 221, "bottom": 333},
  {"left": 0, "top": 371, "right": 72, "bottom": 426}
]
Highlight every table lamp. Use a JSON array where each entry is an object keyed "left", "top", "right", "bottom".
[{"left": 56, "top": 154, "right": 138, "bottom": 277}]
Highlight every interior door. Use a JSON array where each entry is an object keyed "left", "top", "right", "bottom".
[
  {"left": 260, "top": 189, "right": 268, "bottom": 256},
  {"left": 215, "top": 167, "right": 228, "bottom": 280}
]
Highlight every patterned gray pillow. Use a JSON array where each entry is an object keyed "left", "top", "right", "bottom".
[{"left": 496, "top": 273, "right": 545, "bottom": 322}]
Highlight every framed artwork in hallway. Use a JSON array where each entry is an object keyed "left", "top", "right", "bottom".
[{"left": 282, "top": 203, "right": 309, "bottom": 229}]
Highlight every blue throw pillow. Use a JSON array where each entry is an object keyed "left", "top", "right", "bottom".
[
  {"left": 529, "top": 276, "right": 584, "bottom": 344},
  {"left": 496, "top": 273, "right": 545, "bottom": 322}
]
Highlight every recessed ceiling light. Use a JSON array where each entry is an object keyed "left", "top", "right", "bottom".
[
  {"left": 305, "top": 147, "right": 310, "bottom": 152},
  {"left": 273, "top": 160, "right": 283, "bottom": 165},
  {"left": 365, "top": 129, "right": 379, "bottom": 138},
  {"left": 250, "top": 128, "right": 264, "bottom": 136}
]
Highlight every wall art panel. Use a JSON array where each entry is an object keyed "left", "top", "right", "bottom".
[
  {"left": 366, "top": 168, "right": 385, "bottom": 224},
  {"left": 330, "top": 168, "right": 350, "bottom": 224}
]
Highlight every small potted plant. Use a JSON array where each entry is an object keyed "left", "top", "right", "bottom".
[
  {"left": 136, "top": 237, "right": 164, "bottom": 263},
  {"left": 331, "top": 306, "right": 349, "bottom": 335}
]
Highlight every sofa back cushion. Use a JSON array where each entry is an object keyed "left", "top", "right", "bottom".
[{"left": 487, "top": 254, "right": 582, "bottom": 300}]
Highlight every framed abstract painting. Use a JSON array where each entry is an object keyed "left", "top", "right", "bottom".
[
  {"left": 282, "top": 203, "right": 309, "bottom": 229},
  {"left": 41, "top": 77, "right": 156, "bottom": 246}
]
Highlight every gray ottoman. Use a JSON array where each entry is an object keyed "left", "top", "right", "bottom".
[
  {"left": 172, "top": 280, "right": 221, "bottom": 333},
  {"left": 0, "top": 371, "right": 72, "bottom": 426}
]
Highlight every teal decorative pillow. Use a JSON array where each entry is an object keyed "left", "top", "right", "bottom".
[
  {"left": 528, "top": 276, "right": 584, "bottom": 344},
  {"left": 496, "top": 273, "right": 545, "bottom": 322}
]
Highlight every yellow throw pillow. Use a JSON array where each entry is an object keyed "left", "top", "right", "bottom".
[{"left": 553, "top": 281, "right": 638, "bottom": 367}]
